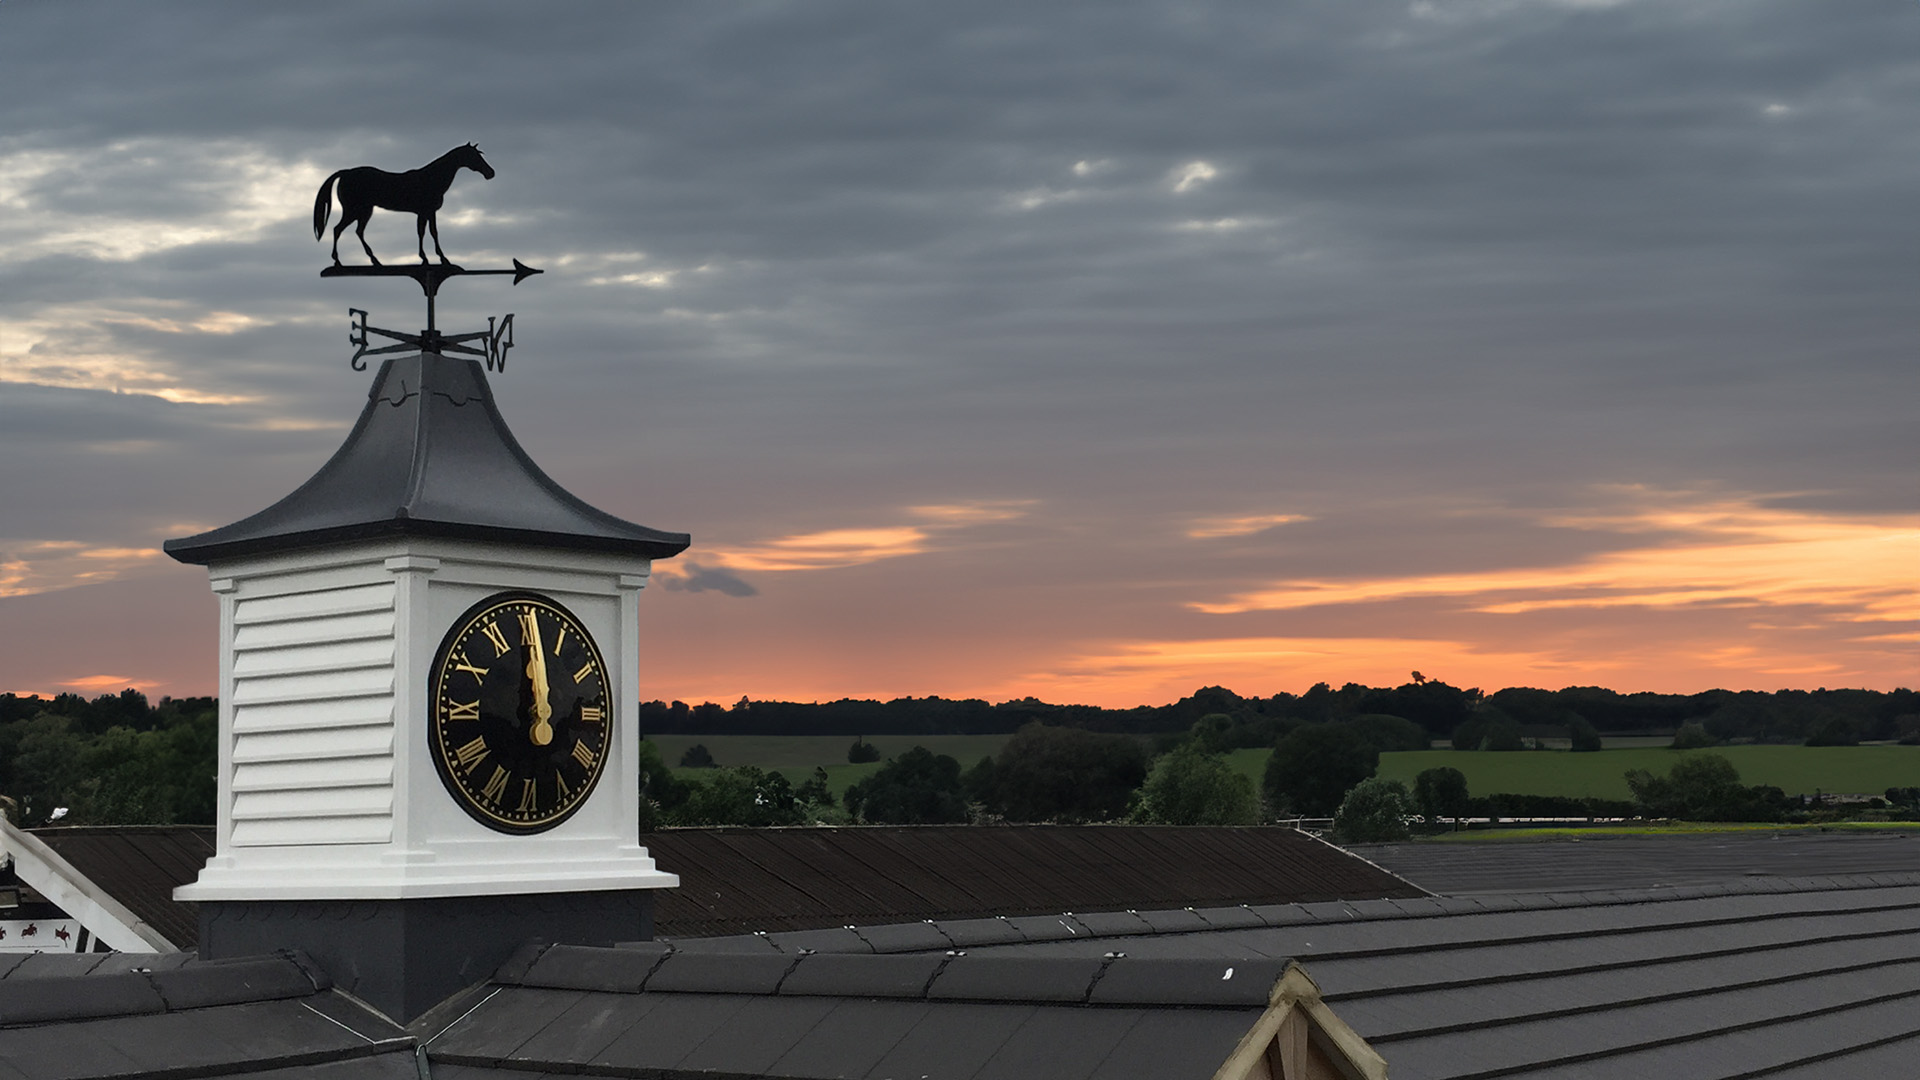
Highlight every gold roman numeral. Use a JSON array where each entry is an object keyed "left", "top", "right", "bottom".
[
  {"left": 579, "top": 706, "right": 603, "bottom": 723},
  {"left": 517, "top": 779, "right": 538, "bottom": 813},
  {"left": 479, "top": 620, "right": 510, "bottom": 656},
  {"left": 571, "top": 739, "right": 598, "bottom": 771},
  {"left": 481, "top": 765, "right": 509, "bottom": 803},
  {"left": 452, "top": 650, "right": 488, "bottom": 682},
  {"left": 555, "top": 772, "right": 571, "bottom": 801},
  {"left": 453, "top": 736, "right": 488, "bottom": 774},
  {"left": 446, "top": 700, "right": 481, "bottom": 722},
  {"left": 572, "top": 661, "right": 594, "bottom": 685},
  {"left": 518, "top": 611, "right": 539, "bottom": 647},
  {"left": 553, "top": 626, "right": 568, "bottom": 653}
]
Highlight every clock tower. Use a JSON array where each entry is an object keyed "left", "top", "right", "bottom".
[{"left": 165, "top": 255, "right": 687, "bottom": 1021}]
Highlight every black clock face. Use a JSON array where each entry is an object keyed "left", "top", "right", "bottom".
[{"left": 429, "top": 592, "right": 611, "bottom": 833}]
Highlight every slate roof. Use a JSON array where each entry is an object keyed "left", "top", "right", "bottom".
[
  {"left": 1352, "top": 830, "right": 1920, "bottom": 896},
  {"left": 164, "top": 352, "right": 689, "bottom": 564},
  {"left": 29, "top": 826, "right": 214, "bottom": 949},
  {"left": 0, "top": 950, "right": 414, "bottom": 1079},
  {"left": 644, "top": 824, "right": 1429, "bottom": 936},
  {"left": 420, "top": 873, "right": 1920, "bottom": 1079}
]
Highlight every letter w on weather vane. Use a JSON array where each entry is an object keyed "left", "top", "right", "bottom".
[{"left": 312, "top": 144, "right": 542, "bottom": 372}]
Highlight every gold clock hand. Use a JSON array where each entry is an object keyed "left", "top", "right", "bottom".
[{"left": 526, "top": 614, "right": 554, "bottom": 746}]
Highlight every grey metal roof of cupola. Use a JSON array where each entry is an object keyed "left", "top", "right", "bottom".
[{"left": 164, "top": 352, "right": 690, "bottom": 565}]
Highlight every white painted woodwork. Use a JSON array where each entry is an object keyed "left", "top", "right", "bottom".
[{"left": 174, "top": 537, "right": 678, "bottom": 901}]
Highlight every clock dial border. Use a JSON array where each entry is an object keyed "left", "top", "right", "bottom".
[{"left": 428, "top": 590, "right": 612, "bottom": 835}]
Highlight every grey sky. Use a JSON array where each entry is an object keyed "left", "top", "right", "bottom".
[{"left": 2, "top": 1, "right": 1914, "bottom": 703}]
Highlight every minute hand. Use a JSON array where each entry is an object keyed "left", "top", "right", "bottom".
[{"left": 526, "top": 617, "right": 554, "bottom": 746}]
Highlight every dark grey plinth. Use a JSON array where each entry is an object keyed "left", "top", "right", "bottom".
[{"left": 197, "top": 889, "right": 655, "bottom": 1023}]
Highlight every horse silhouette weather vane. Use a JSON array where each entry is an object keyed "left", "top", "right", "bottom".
[{"left": 313, "top": 143, "right": 541, "bottom": 371}]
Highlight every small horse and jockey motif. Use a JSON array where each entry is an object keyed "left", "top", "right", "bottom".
[{"left": 313, "top": 143, "right": 494, "bottom": 265}]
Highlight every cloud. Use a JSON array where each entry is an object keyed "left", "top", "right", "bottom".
[
  {"left": 1169, "top": 161, "right": 1218, "bottom": 193},
  {"left": 1186, "top": 513, "right": 1309, "bottom": 540},
  {"left": 1191, "top": 493, "right": 1920, "bottom": 624},
  {"left": 656, "top": 562, "right": 758, "bottom": 598}
]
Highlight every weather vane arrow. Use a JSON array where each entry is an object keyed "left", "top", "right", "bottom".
[{"left": 312, "top": 144, "right": 542, "bottom": 372}]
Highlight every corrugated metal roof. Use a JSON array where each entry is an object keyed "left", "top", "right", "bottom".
[
  {"left": 30, "top": 825, "right": 214, "bottom": 949},
  {"left": 1352, "top": 831, "right": 1920, "bottom": 896},
  {"left": 644, "top": 825, "right": 1428, "bottom": 937}
]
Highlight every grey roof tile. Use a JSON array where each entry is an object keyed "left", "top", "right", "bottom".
[
  {"left": 1190, "top": 905, "right": 1267, "bottom": 930},
  {"left": 673, "top": 995, "right": 841, "bottom": 1074},
  {"left": 854, "top": 920, "right": 955, "bottom": 953},
  {"left": 931, "top": 955, "right": 1108, "bottom": 1003},
  {"left": 514, "top": 943, "right": 663, "bottom": 992},
  {"left": 643, "top": 949, "right": 796, "bottom": 994},
  {"left": 504, "top": 991, "right": 659, "bottom": 1065},
  {"left": 148, "top": 955, "right": 320, "bottom": 1010},
  {"left": 1085, "top": 1007, "right": 1269, "bottom": 1080},
  {"left": 862, "top": 1001, "right": 1038, "bottom": 1079},
  {"left": 587, "top": 993, "right": 753, "bottom": 1071},
  {"left": 1134, "top": 907, "right": 1211, "bottom": 934},
  {"left": 768, "top": 998, "right": 934, "bottom": 1078},
  {"left": 763, "top": 926, "right": 873, "bottom": 954},
  {"left": 1089, "top": 957, "right": 1285, "bottom": 1007},
  {"left": 432, "top": 986, "right": 589, "bottom": 1059},
  {"left": 975, "top": 1006, "right": 1148, "bottom": 1080},
  {"left": 937, "top": 916, "right": 1031, "bottom": 948},
  {"left": 779, "top": 951, "right": 948, "bottom": 998},
  {"left": 658, "top": 931, "right": 783, "bottom": 953},
  {"left": 0, "top": 969, "right": 164, "bottom": 1026},
  {"left": 1070, "top": 910, "right": 1154, "bottom": 937},
  {"left": 1002, "top": 913, "right": 1092, "bottom": 941}
]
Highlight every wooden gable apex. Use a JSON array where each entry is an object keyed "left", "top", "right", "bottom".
[{"left": 1215, "top": 963, "right": 1388, "bottom": 1080}]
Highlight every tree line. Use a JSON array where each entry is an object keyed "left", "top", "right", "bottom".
[{"left": 645, "top": 682, "right": 1919, "bottom": 744}]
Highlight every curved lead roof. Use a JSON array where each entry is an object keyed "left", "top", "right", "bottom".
[{"left": 164, "top": 353, "right": 690, "bottom": 565}]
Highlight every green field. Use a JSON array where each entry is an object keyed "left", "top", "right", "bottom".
[
  {"left": 648, "top": 733, "right": 1012, "bottom": 795},
  {"left": 1374, "top": 746, "right": 1920, "bottom": 800},
  {"left": 644, "top": 734, "right": 1920, "bottom": 803}
]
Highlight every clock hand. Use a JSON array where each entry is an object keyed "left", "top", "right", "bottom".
[{"left": 526, "top": 614, "right": 554, "bottom": 746}]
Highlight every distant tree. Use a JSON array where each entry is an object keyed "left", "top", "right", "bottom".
[
  {"left": 843, "top": 747, "right": 969, "bottom": 824},
  {"left": 847, "top": 737, "right": 882, "bottom": 764},
  {"left": 1334, "top": 778, "right": 1412, "bottom": 843},
  {"left": 1625, "top": 754, "right": 1784, "bottom": 822},
  {"left": 1449, "top": 714, "right": 1487, "bottom": 751},
  {"left": 1264, "top": 723, "right": 1378, "bottom": 817},
  {"left": 1567, "top": 716, "right": 1602, "bottom": 752},
  {"left": 962, "top": 756, "right": 998, "bottom": 805},
  {"left": 1190, "top": 714, "right": 1237, "bottom": 754},
  {"left": 1479, "top": 709, "right": 1524, "bottom": 751},
  {"left": 636, "top": 739, "right": 689, "bottom": 830},
  {"left": 679, "top": 743, "right": 717, "bottom": 768},
  {"left": 990, "top": 724, "right": 1149, "bottom": 823},
  {"left": 673, "top": 766, "right": 802, "bottom": 826},
  {"left": 1133, "top": 744, "right": 1258, "bottom": 826},
  {"left": 1413, "top": 767, "right": 1471, "bottom": 826},
  {"left": 1347, "top": 714, "right": 1432, "bottom": 753},
  {"left": 1670, "top": 721, "right": 1717, "bottom": 749},
  {"left": 1804, "top": 717, "right": 1860, "bottom": 747},
  {"left": 794, "top": 766, "right": 832, "bottom": 806}
]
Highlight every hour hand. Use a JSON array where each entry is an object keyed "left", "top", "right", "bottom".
[{"left": 525, "top": 616, "right": 554, "bottom": 745}]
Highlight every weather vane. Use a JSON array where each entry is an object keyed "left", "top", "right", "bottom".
[{"left": 312, "top": 143, "right": 541, "bottom": 371}]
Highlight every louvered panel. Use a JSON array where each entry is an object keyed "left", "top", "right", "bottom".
[
  {"left": 231, "top": 582, "right": 394, "bottom": 624},
  {"left": 232, "top": 609, "right": 396, "bottom": 651},
  {"left": 232, "top": 785, "right": 393, "bottom": 820},
  {"left": 233, "top": 722, "right": 394, "bottom": 764},
  {"left": 230, "top": 666, "right": 394, "bottom": 705},
  {"left": 232, "top": 756, "right": 393, "bottom": 792},
  {"left": 233, "top": 696, "right": 394, "bottom": 734},
  {"left": 231, "top": 637, "right": 393, "bottom": 677},
  {"left": 231, "top": 815, "right": 392, "bottom": 847}
]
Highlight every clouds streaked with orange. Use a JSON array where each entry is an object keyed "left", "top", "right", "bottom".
[
  {"left": 1192, "top": 495, "right": 1919, "bottom": 623},
  {"left": 1185, "top": 513, "right": 1310, "bottom": 539},
  {"left": 695, "top": 501, "right": 1034, "bottom": 574},
  {"left": 1, "top": 541, "right": 164, "bottom": 599}
]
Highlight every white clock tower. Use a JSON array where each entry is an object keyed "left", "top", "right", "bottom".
[{"left": 165, "top": 347, "right": 687, "bottom": 1021}]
